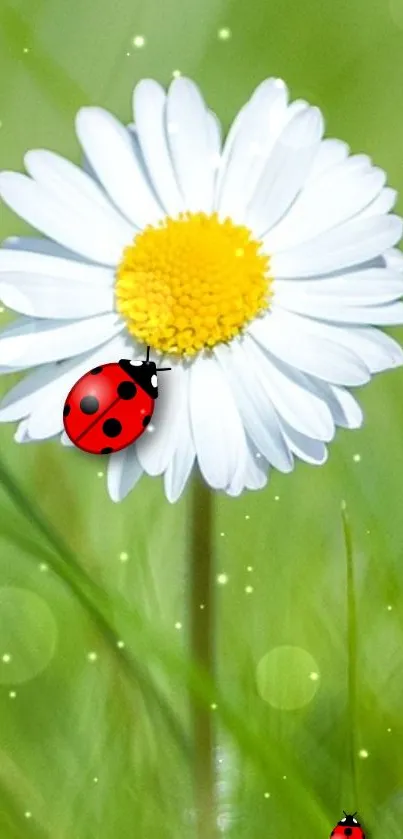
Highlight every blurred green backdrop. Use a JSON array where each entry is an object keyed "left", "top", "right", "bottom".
[{"left": 1, "top": 0, "right": 403, "bottom": 836}]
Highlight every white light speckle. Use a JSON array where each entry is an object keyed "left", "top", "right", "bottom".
[
  {"left": 341, "top": 499, "right": 347, "bottom": 511},
  {"left": 387, "top": 727, "right": 392, "bottom": 733},
  {"left": 93, "top": 777, "right": 99, "bottom": 784},
  {"left": 9, "top": 691, "right": 16, "bottom": 699},
  {"left": 119, "top": 551, "right": 129, "bottom": 562},
  {"left": 2, "top": 653, "right": 12, "bottom": 664},
  {"left": 264, "top": 792, "right": 271, "bottom": 799},
  {"left": 245, "top": 585, "right": 254, "bottom": 594},
  {"left": 387, "top": 605, "right": 393, "bottom": 611},
  {"left": 0, "top": 306, "right": 4, "bottom": 313},
  {"left": 199, "top": 603, "right": 205, "bottom": 610},
  {"left": 175, "top": 621, "right": 182, "bottom": 630},
  {"left": 133, "top": 35, "right": 146, "bottom": 48},
  {"left": 87, "top": 652, "right": 98, "bottom": 663},
  {"left": 25, "top": 812, "right": 32, "bottom": 819},
  {"left": 23, "top": 48, "right": 29, "bottom": 54},
  {"left": 247, "top": 565, "right": 253, "bottom": 572},
  {"left": 274, "top": 495, "right": 280, "bottom": 501},
  {"left": 126, "top": 51, "right": 130, "bottom": 56},
  {"left": 210, "top": 703, "right": 218, "bottom": 710},
  {"left": 220, "top": 531, "right": 225, "bottom": 537},
  {"left": 39, "top": 563, "right": 49, "bottom": 573},
  {"left": 116, "top": 640, "right": 125, "bottom": 649},
  {"left": 172, "top": 69, "right": 181, "bottom": 78},
  {"left": 245, "top": 514, "right": 250, "bottom": 520},
  {"left": 217, "top": 573, "right": 229, "bottom": 586},
  {"left": 218, "top": 27, "right": 231, "bottom": 40},
  {"left": 309, "top": 671, "right": 320, "bottom": 682},
  {"left": 353, "top": 453, "right": 361, "bottom": 463},
  {"left": 146, "top": 423, "right": 155, "bottom": 433},
  {"left": 358, "top": 749, "right": 369, "bottom": 759},
  {"left": 97, "top": 471, "right": 104, "bottom": 478},
  {"left": 256, "top": 452, "right": 261, "bottom": 459},
  {"left": 283, "top": 775, "right": 287, "bottom": 780}
]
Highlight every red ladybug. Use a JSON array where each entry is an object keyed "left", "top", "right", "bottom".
[
  {"left": 330, "top": 812, "right": 365, "bottom": 839},
  {"left": 63, "top": 347, "right": 170, "bottom": 455}
]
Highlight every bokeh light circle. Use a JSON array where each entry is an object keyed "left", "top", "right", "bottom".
[
  {"left": 256, "top": 645, "right": 320, "bottom": 710},
  {"left": 0, "top": 588, "right": 58, "bottom": 685}
]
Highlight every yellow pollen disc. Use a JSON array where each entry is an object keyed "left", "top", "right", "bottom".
[{"left": 115, "top": 212, "right": 272, "bottom": 356}]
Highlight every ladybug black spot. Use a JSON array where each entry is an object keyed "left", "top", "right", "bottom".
[
  {"left": 63, "top": 404, "right": 70, "bottom": 417},
  {"left": 101, "top": 447, "right": 113, "bottom": 454},
  {"left": 80, "top": 395, "right": 99, "bottom": 415},
  {"left": 90, "top": 366, "right": 103, "bottom": 375},
  {"left": 103, "top": 418, "right": 122, "bottom": 438},
  {"left": 117, "top": 381, "right": 137, "bottom": 400},
  {"left": 344, "top": 830, "right": 353, "bottom": 836},
  {"left": 142, "top": 415, "right": 151, "bottom": 427}
]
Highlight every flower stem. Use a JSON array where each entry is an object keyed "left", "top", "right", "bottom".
[
  {"left": 342, "top": 504, "right": 359, "bottom": 809},
  {"left": 189, "top": 475, "right": 217, "bottom": 839}
]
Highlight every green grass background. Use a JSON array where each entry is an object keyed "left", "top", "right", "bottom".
[{"left": 1, "top": 0, "right": 403, "bottom": 836}]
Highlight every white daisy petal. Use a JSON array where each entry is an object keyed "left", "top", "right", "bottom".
[
  {"left": 107, "top": 445, "right": 143, "bottom": 502},
  {"left": 276, "top": 268, "right": 403, "bottom": 306},
  {"left": 216, "top": 78, "right": 289, "bottom": 221},
  {"left": 166, "top": 78, "right": 216, "bottom": 213},
  {"left": 76, "top": 106, "right": 165, "bottom": 228},
  {"left": 271, "top": 215, "right": 403, "bottom": 278},
  {"left": 189, "top": 354, "right": 247, "bottom": 489},
  {"left": 24, "top": 150, "right": 135, "bottom": 256},
  {"left": 247, "top": 106, "right": 324, "bottom": 237},
  {"left": 0, "top": 313, "right": 124, "bottom": 368},
  {"left": 266, "top": 309, "right": 403, "bottom": 374},
  {"left": 359, "top": 187, "right": 397, "bottom": 219},
  {"left": 384, "top": 248, "right": 403, "bottom": 272},
  {"left": 14, "top": 418, "right": 32, "bottom": 443},
  {"left": 277, "top": 296, "right": 403, "bottom": 325},
  {"left": 0, "top": 274, "right": 114, "bottom": 319},
  {"left": 136, "top": 364, "right": 186, "bottom": 476},
  {"left": 0, "top": 171, "right": 131, "bottom": 266},
  {"left": 2, "top": 236, "right": 91, "bottom": 261},
  {"left": 313, "top": 382, "right": 363, "bottom": 429},
  {"left": 214, "top": 341, "right": 293, "bottom": 473},
  {"left": 244, "top": 335, "right": 335, "bottom": 441},
  {"left": 133, "top": 79, "right": 185, "bottom": 216},
  {"left": 60, "top": 430, "right": 75, "bottom": 446},
  {"left": 0, "top": 249, "right": 113, "bottom": 283},
  {"left": 249, "top": 309, "right": 370, "bottom": 385},
  {"left": 207, "top": 110, "right": 222, "bottom": 155},
  {"left": 243, "top": 445, "right": 269, "bottom": 491},
  {"left": 309, "top": 138, "right": 349, "bottom": 180},
  {"left": 0, "top": 335, "right": 127, "bottom": 427},
  {"left": 264, "top": 160, "right": 386, "bottom": 251},
  {"left": 163, "top": 384, "right": 195, "bottom": 503},
  {"left": 227, "top": 442, "right": 269, "bottom": 496},
  {"left": 279, "top": 421, "right": 328, "bottom": 465}
]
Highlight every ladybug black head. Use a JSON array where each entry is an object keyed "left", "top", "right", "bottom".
[
  {"left": 338, "top": 813, "right": 361, "bottom": 828},
  {"left": 119, "top": 347, "right": 170, "bottom": 399}
]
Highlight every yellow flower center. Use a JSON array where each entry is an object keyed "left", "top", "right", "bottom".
[{"left": 115, "top": 212, "right": 271, "bottom": 357}]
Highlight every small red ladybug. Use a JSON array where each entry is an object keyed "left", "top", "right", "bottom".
[
  {"left": 330, "top": 812, "right": 365, "bottom": 839},
  {"left": 63, "top": 347, "right": 170, "bottom": 455}
]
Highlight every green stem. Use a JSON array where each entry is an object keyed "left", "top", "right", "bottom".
[
  {"left": 342, "top": 503, "right": 359, "bottom": 809},
  {"left": 189, "top": 476, "right": 217, "bottom": 839}
]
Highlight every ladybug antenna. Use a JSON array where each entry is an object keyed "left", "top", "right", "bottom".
[
  {"left": 145, "top": 346, "right": 150, "bottom": 363},
  {"left": 157, "top": 367, "right": 171, "bottom": 372},
  {"left": 343, "top": 812, "right": 348, "bottom": 817},
  {"left": 352, "top": 812, "right": 357, "bottom": 818}
]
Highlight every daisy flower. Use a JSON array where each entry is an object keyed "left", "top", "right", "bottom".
[{"left": 0, "top": 77, "right": 402, "bottom": 503}]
